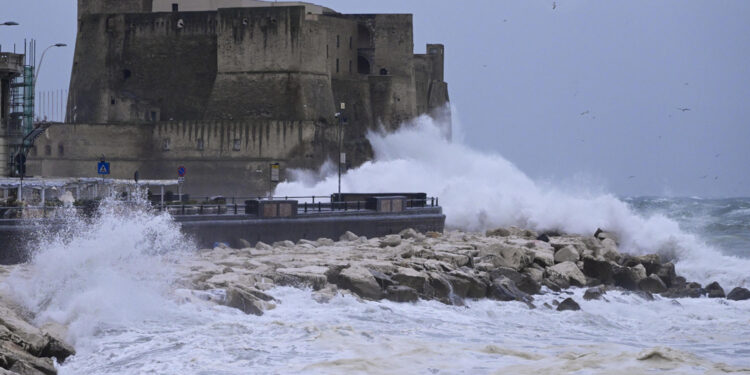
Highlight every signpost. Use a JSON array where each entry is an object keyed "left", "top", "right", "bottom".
[
  {"left": 270, "top": 163, "right": 280, "bottom": 183},
  {"left": 177, "top": 166, "right": 186, "bottom": 203},
  {"left": 97, "top": 160, "right": 110, "bottom": 175}
]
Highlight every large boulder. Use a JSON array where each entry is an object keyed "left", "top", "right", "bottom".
[
  {"left": 449, "top": 270, "right": 489, "bottom": 298},
  {"left": 583, "top": 286, "right": 607, "bottom": 301},
  {"left": 655, "top": 262, "right": 677, "bottom": 287},
  {"left": 490, "top": 267, "right": 540, "bottom": 295},
  {"left": 705, "top": 282, "right": 726, "bottom": 298},
  {"left": 0, "top": 341, "right": 56, "bottom": 375},
  {"left": 554, "top": 245, "right": 579, "bottom": 263},
  {"left": 546, "top": 261, "right": 587, "bottom": 287},
  {"left": 489, "top": 276, "right": 533, "bottom": 304},
  {"left": 379, "top": 235, "right": 402, "bottom": 248},
  {"left": 275, "top": 266, "right": 329, "bottom": 290},
  {"left": 480, "top": 244, "right": 534, "bottom": 271},
  {"left": 599, "top": 238, "right": 621, "bottom": 262},
  {"left": 638, "top": 274, "right": 667, "bottom": 293},
  {"left": 727, "top": 287, "right": 750, "bottom": 301},
  {"left": 224, "top": 285, "right": 275, "bottom": 316},
  {"left": 613, "top": 265, "right": 647, "bottom": 291},
  {"left": 40, "top": 322, "right": 76, "bottom": 363},
  {"left": 385, "top": 285, "right": 419, "bottom": 302},
  {"left": 334, "top": 266, "right": 383, "bottom": 300},
  {"left": 556, "top": 297, "right": 581, "bottom": 311},
  {"left": 582, "top": 257, "right": 618, "bottom": 285},
  {"left": 339, "top": 231, "right": 359, "bottom": 242},
  {"left": 594, "top": 228, "right": 619, "bottom": 244},
  {"left": 391, "top": 267, "right": 430, "bottom": 293},
  {"left": 661, "top": 282, "right": 705, "bottom": 299}
]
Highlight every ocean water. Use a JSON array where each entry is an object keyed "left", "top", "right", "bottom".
[{"left": 3, "top": 117, "right": 750, "bottom": 374}]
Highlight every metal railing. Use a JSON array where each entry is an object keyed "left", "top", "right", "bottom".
[{"left": 0, "top": 196, "right": 440, "bottom": 220}]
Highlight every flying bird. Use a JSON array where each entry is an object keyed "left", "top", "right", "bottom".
[
  {"left": 552, "top": 2, "right": 557, "bottom": 10},
  {"left": 677, "top": 107, "right": 691, "bottom": 112},
  {"left": 580, "top": 110, "right": 589, "bottom": 116}
]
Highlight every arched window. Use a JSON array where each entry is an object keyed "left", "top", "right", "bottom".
[
  {"left": 357, "top": 25, "right": 371, "bottom": 48},
  {"left": 44, "top": 145, "right": 51, "bottom": 156},
  {"left": 379, "top": 68, "right": 388, "bottom": 76},
  {"left": 58, "top": 143, "right": 64, "bottom": 156},
  {"left": 357, "top": 56, "right": 370, "bottom": 74}
]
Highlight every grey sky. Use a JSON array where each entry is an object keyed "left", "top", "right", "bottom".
[{"left": 1, "top": 0, "right": 748, "bottom": 197}]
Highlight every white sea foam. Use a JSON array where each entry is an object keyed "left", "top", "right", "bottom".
[{"left": 275, "top": 114, "right": 750, "bottom": 288}]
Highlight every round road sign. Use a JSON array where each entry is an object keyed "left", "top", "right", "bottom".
[{"left": 178, "top": 166, "right": 186, "bottom": 177}]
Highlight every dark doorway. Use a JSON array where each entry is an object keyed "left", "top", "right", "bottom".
[{"left": 358, "top": 56, "right": 370, "bottom": 74}]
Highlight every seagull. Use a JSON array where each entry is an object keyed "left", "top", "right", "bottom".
[
  {"left": 580, "top": 110, "right": 589, "bottom": 116},
  {"left": 677, "top": 107, "right": 691, "bottom": 112},
  {"left": 628, "top": 176, "right": 636, "bottom": 179},
  {"left": 552, "top": 2, "right": 557, "bottom": 10},
  {"left": 715, "top": 153, "right": 720, "bottom": 157},
  {"left": 700, "top": 175, "right": 707, "bottom": 179}
]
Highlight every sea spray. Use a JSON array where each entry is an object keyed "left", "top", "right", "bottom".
[
  {"left": 4, "top": 193, "right": 194, "bottom": 345},
  {"left": 275, "top": 115, "right": 750, "bottom": 288}
]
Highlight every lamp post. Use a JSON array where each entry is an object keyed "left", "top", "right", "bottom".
[
  {"left": 336, "top": 102, "right": 346, "bottom": 203},
  {"left": 34, "top": 43, "right": 66, "bottom": 89},
  {"left": 1, "top": 21, "right": 19, "bottom": 26}
]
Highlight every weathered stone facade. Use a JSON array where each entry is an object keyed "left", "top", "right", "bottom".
[{"left": 28, "top": 0, "right": 449, "bottom": 196}]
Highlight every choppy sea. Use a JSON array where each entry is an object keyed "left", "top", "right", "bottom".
[{"left": 4, "top": 120, "right": 750, "bottom": 374}]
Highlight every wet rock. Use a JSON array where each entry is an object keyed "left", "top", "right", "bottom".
[
  {"left": 433, "top": 252, "right": 471, "bottom": 268},
  {"left": 542, "top": 278, "right": 564, "bottom": 292},
  {"left": 705, "top": 281, "right": 726, "bottom": 298},
  {"left": 275, "top": 266, "right": 329, "bottom": 290},
  {"left": 522, "top": 266, "right": 544, "bottom": 284},
  {"left": 556, "top": 297, "right": 581, "bottom": 311},
  {"left": 613, "top": 265, "right": 647, "bottom": 291},
  {"left": 599, "top": 238, "right": 621, "bottom": 262},
  {"left": 638, "top": 274, "right": 667, "bottom": 294},
  {"left": 392, "top": 267, "right": 430, "bottom": 293},
  {"left": 489, "top": 276, "right": 533, "bottom": 304},
  {"left": 727, "top": 287, "right": 750, "bottom": 301},
  {"left": 379, "top": 235, "right": 402, "bottom": 248},
  {"left": 632, "top": 290, "right": 655, "bottom": 301},
  {"left": 368, "top": 269, "right": 395, "bottom": 289},
  {"left": 312, "top": 285, "right": 339, "bottom": 304},
  {"left": 253, "top": 241, "right": 273, "bottom": 251},
  {"left": 661, "top": 282, "right": 705, "bottom": 299},
  {"left": 480, "top": 244, "right": 534, "bottom": 271},
  {"left": 335, "top": 266, "right": 383, "bottom": 300},
  {"left": 238, "top": 238, "right": 252, "bottom": 248},
  {"left": 385, "top": 285, "right": 419, "bottom": 302},
  {"left": 536, "top": 233, "right": 551, "bottom": 242},
  {"left": 339, "top": 231, "right": 359, "bottom": 242},
  {"left": 583, "top": 286, "right": 607, "bottom": 301},
  {"left": 426, "top": 272, "right": 454, "bottom": 302},
  {"left": 554, "top": 245, "right": 580, "bottom": 263},
  {"left": 582, "top": 257, "right": 618, "bottom": 284},
  {"left": 528, "top": 247, "right": 555, "bottom": 267},
  {"left": 224, "top": 285, "right": 275, "bottom": 316},
  {"left": 0, "top": 305, "right": 47, "bottom": 355},
  {"left": 449, "top": 270, "right": 489, "bottom": 298},
  {"left": 297, "top": 239, "right": 319, "bottom": 247},
  {"left": 546, "top": 261, "right": 587, "bottom": 287},
  {"left": 490, "top": 267, "right": 540, "bottom": 295},
  {"left": 0, "top": 343, "right": 57, "bottom": 375},
  {"left": 40, "top": 322, "right": 75, "bottom": 363},
  {"left": 399, "top": 228, "right": 419, "bottom": 239},
  {"left": 655, "top": 262, "right": 677, "bottom": 287}
]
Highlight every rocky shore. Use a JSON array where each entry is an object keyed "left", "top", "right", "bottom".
[
  {"left": 0, "top": 290, "right": 74, "bottom": 374},
  {"left": 2, "top": 226, "right": 749, "bottom": 374},
  {"left": 173, "top": 227, "right": 750, "bottom": 316}
]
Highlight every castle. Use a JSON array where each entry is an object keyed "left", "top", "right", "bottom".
[{"left": 28, "top": 0, "right": 449, "bottom": 196}]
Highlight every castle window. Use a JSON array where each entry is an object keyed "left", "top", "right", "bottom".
[
  {"left": 172, "top": 3, "right": 178, "bottom": 12},
  {"left": 337, "top": 35, "right": 340, "bottom": 48},
  {"left": 233, "top": 139, "right": 241, "bottom": 151},
  {"left": 110, "top": 97, "right": 116, "bottom": 105},
  {"left": 336, "top": 59, "right": 339, "bottom": 73},
  {"left": 123, "top": 69, "right": 131, "bottom": 80},
  {"left": 326, "top": 45, "right": 328, "bottom": 58},
  {"left": 357, "top": 56, "right": 370, "bottom": 74},
  {"left": 44, "top": 145, "right": 51, "bottom": 156},
  {"left": 349, "top": 60, "right": 352, "bottom": 73},
  {"left": 162, "top": 138, "right": 171, "bottom": 151},
  {"left": 197, "top": 139, "right": 204, "bottom": 150},
  {"left": 151, "top": 111, "right": 158, "bottom": 122},
  {"left": 349, "top": 36, "right": 352, "bottom": 49},
  {"left": 58, "top": 143, "right": 64, "bottom": 156},
  {"left": 380, "top": 68, "right": 388, "bottom": 76}
]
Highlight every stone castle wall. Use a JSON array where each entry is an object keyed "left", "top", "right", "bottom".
[{"left": 31, "top": 1, "right": 449, "bottom": 196}]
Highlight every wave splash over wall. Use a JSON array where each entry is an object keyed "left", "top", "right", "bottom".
[
  {"left": 275, "top": 115, "right": 750, "bottom": 288},
  {"left": 5, "top": 198, "right": 193, "bottom": 346}
]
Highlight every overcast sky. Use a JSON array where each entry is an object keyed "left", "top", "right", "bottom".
[{"left": 1, "top": 0, "right": 748, "bottom": 197}]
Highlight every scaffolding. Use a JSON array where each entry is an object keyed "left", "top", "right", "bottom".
[{"left": 7, "top": 40, "right": 35, "bottom": 177}]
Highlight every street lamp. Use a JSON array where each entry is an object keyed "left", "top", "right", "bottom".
[
  {"left": 34, "top": 43, "right": 67, "bottom": 88},
  {"left": 1, "top": 21, "right": 19, "bottom": 26},
  {"left": 335, "top": 102, "right": 346, "bottom": 203}
]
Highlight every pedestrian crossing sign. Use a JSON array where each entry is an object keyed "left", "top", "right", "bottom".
[{"left": 97, "top": 161, "right": 110, "bottom": 175}]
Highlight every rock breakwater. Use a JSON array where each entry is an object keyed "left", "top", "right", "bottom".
[{"left": 173, "top": 227, "right": 750, "bottom": 316}]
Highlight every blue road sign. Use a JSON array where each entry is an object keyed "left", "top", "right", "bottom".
[
  {"left": 97, "top": 161, "right": 110, "bottom": 175},
  {"left": 178, "top": 166, "right": 186, "bottom": 177}
]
